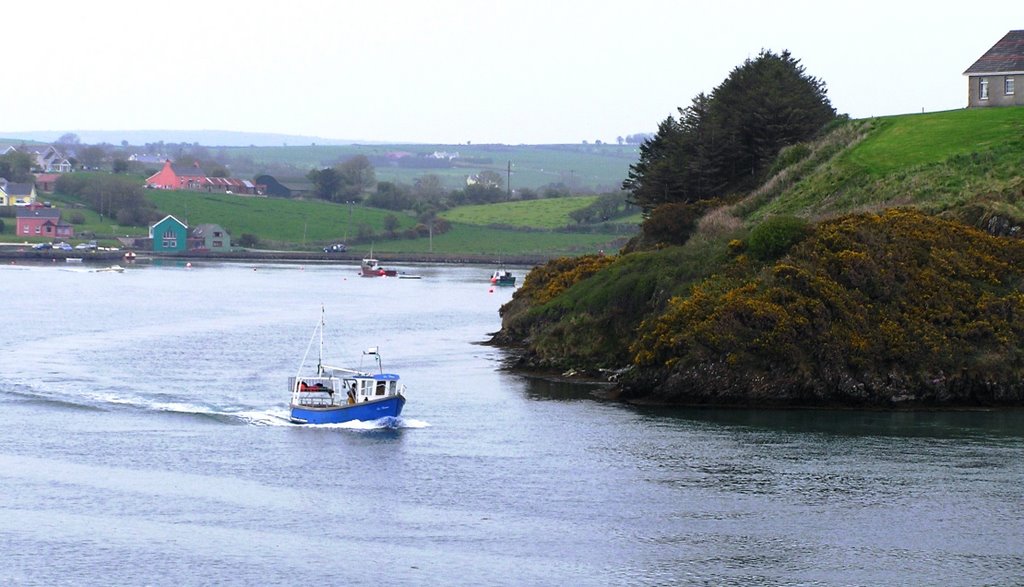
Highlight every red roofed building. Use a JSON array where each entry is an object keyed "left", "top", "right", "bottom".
[
  {"left": 146, "top": 160, "right": 207, "bottom": 190},
  {"left": 145, "top": 160, "right": 264, "bottom": 194},
  {"left": 16, "top": 204, "right": 74, "bottom": 239}
]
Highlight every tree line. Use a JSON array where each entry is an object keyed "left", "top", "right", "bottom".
[{"left": 623, "top": 50, "right": 837, "bottom": 214}]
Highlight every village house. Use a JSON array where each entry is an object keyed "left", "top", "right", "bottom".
[
  {"left": 129, "top": 153, "right": 170, "bottom": 164},
  {"left": 146, "top": 160, "right": 207, "bottom": 191},
  {"left": 145, "top": 160, "right": 264, "bottom": 194},
  {"left": 16, "top": 204, "right": 74, "bottom": 239},
  {"left": 0, "top": 179, "right": 38, "bottom": 206},
  {"left": 192, "top": 223, "right": 231, "bottom": 251},
  {"left": 34, "top": 173, "right": 60, "bottom": 193},
  {"left": 0, "top": 144, "right": 72, "bottom": 175},
  {"left": 254, "top": 174, "right": 314, "bottom": 197},
  {"left": 964, "top": 30, "right": 1024, "bottom": 107},
  {"left": 148, "top": 215, "right": 190, "bottom": 252},
  {"left": 0, "top": 144, "right": 73, "bottom": 173},
  {"left": 26, "top": 145, "right": 73, "bottom": 173}
]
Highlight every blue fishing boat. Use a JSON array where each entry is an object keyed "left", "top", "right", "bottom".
[{"left": 288, "top": 308, "right": 406, "bottom": 424}]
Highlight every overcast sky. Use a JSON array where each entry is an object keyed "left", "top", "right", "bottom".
[{"left": 2, "top": 0, "right": 1017, "bottom": 144}]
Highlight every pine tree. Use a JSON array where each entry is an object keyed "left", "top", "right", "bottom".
[{"left": 625, "top": 50, "right": 836, "bottom": 213}]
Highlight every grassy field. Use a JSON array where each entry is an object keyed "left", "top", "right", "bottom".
[
  {"left": 140, "top": 189, "right": 636, "bottom": 255},
  {"left": 0, "top": 182, "right": 637, "bottom": 256},
  {"left": 139, "top": 191, "right": 635, "bottom": 255},
  {"left": 144, "top": 191, "right": 418, "bottom": 246},
  {"left": 366, "top": 222, "right": 627, "bottom": 257},
  {"left": 740, "top": 106, "right": 1024, "bottom": 222},
  {"left": 841, "top": 107, "right": 1024, "bottom": 175},
  {"left": 440, "top": 195, "right": 600, "bottom": 228}
]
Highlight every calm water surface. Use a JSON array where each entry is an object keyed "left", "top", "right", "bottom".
[{"left": 1, "top": 261, "right": 1022, "bottom": 586}]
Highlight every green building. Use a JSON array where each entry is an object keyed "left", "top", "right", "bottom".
[{"left": 149, "top": 215, "right": 189, "bottom": 252}]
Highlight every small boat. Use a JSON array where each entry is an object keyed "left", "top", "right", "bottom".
[
  {"left": 490, "top": 268, "right": 516, "bottom": 286},
  {"left": 289, "top": 308, "right": 406, "bottom": 424},
  {"left": 94, "top": 265, "right": 125, "bottom": 273},
  {"left": 361, "top": 257, "right": 398, "bottom": 277}
]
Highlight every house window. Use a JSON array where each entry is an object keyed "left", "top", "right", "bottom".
[
  {"left": 35, "top": 226, "right": 40, "bottom": 234},
  {"left": 1006, "top": 77, "right": 1015, "bottom": 95},
  {"left": 162, "top": 228, "right": 178, "bottom": 248},
  {"left": 980, "top": 78, "right": 989, "bottom": 100},
  {"left": 22, "top": 226, "right": 28, "bottom": 234}
]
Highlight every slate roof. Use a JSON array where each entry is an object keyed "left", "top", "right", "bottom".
[
  {"left": 16, "top": 207, "right": 60, "bottom": 219},
  {"left": 170, "top": 162, "right": 206, "bottom": 177},
  {"left": 964, "top": 30, "right": 1024, "bottom": 75},
  {"left": 192, "top": 223, "right": 228, "bottom": 238},
  {"left": 5, "top": 182, "right": 35, "bottom": 196}
]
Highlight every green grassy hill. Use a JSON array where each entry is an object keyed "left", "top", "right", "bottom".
[
  {"left": 740, "top": 108, "right": 1024, "bottom": 222},
  {"left": 141, "top": 191, "right": 629, "bottom": 256},
  {"left": 495, "top": 106, "right": 1024, "bottom": 407},
  {"left": 144, "top": 191, "right": 415, "bottom": 247},
  {"left": 441, "top": 196, "right": 600, "bottom": 228},
  {"left": 1, "top": 185, "right": 634, "bottom": 257}
]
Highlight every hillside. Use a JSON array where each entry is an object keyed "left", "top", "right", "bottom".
[
  {"left": 3, "top": 185, "right": 633, "bottom": 258},
  {"left": 493, "top": 107, "right": 1024, "bottom": 407}
]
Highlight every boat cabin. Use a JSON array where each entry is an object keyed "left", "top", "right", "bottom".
[
  {"left": 290, "top": 371, "right": 403, "bottom": 408},
  {"left": 346, "top": 374, "right": 401, "bottom": 403}
]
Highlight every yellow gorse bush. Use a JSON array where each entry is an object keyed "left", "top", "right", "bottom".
[{"left": 633, "top": 209, "right": 1024, "bottom": 381}]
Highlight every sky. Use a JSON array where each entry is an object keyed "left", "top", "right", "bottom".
[{"left": 2, "top": 0, "right": 1019, "bottom": 145}]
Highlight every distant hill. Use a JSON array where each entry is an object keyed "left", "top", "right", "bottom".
[{"left": 0, "top": 129, "right": 366, "bottom": 147}]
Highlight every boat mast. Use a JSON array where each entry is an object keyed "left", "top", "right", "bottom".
[{"left": 317, "top": 304, "right": 324, "bottom": 376}]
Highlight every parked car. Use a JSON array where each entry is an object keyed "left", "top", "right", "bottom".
[
  {"left": 32, "top": 242, "right": 52, "bottom": 250},
  {"left": 55, "top": 242, "right": 73, "bottom": 251},
  {"left": 75, "top": 241, "right": 97, "bottom": 250},
  {"left": 323, "top": 243, "right": 347, "bottom": 253}
]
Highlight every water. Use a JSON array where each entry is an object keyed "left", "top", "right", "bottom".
[{"left": 1, "top": 261, "right": 1022, "bottom": 586}]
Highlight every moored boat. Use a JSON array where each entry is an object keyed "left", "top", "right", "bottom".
[
  {"left": 361, "top": 257, "right": 398, "bottom": 277},
  {"left": 289, "top": 308, "right": 406, "bottom": 424},
  {"left": 490, "top": 268, "right": 516, "bottom": 286}
]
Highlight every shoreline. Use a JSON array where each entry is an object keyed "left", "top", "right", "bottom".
[{"left": 0, "top": 246, "right": 552, "bottom": 266}]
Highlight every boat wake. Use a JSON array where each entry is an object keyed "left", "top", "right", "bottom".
[{"left": 2, "top": 383, "right": 427, "bottom": 429}]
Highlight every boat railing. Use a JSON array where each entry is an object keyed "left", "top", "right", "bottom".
[
  {"left": 288, "top": 376, "right": 339, "bottom": 407},
  {"left": 296, "top": 395, "right": 334, "bottom": 407}
]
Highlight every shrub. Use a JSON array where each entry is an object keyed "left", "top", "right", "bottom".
[
  {"left": 767, "top": 143, "right": 812, "bottom": 176},
  {"left": 747, "top": 215, "right": 810, "bottom": 260},
  {"left": 640, "top": 202, "right": 708, "bottom": 246},
  {"left": 69, "top": 212, "right": 86, "bottom": 224},
  {"left": 237, "top": 233, "right": 259, "bottom": 247},
  {"left": 698, "top": 206, "right": 744, "bottom": 238},
  {"left": 633, "top": 208, "right": 1024, "bottom": 392}
]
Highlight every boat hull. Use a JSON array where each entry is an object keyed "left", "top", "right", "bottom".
[{"left": 289, "top": 394, "right": 405, "bottom": 424}]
